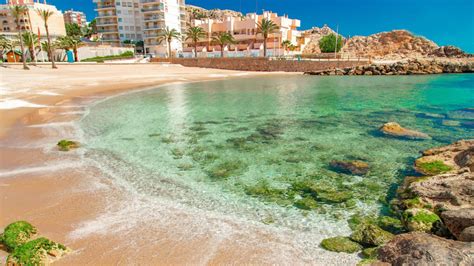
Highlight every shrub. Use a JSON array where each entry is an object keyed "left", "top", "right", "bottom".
[{"left": 319, "top": 33, "right": 343, "bottom": 53}]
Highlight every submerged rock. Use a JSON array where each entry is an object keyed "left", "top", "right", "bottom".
[
  {"left": 330, "top": 160, "right": 369, "bottom": 175},
  {"left": 350, "top": 223, "right": 394, "bottom": 246},
  {"left": 441, "top": 208, "right": 474, "bottom": 240},
  {"left": 57, "top": 139, "right": 79, "bottom": 152},
  {"left": 379, "top": 122, "right": 431, "bottom": 140},
  {"left": 320, "top": 236, "right": 362, "bottom": 253},
  {"left": 377, "top": 232, "right": 474, "bottom": 265}
]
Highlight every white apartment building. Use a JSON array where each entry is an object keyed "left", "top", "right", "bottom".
[
  {"left": 63, "top": 9, "right": 88, "bottom": 27},
  {"left": 94, "top": 0, "right": 186, "bottom": 57}
]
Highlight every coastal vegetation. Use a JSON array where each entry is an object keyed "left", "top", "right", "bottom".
[
  {"left": 10, "top": 5, "right": 29, "bottom": 70},
  {"left": 36, "top": 8, "right": 57, "bottom": 69},
  {"left": 319, "top": 33, "right": 343, "bottom": 53},
  {"left": 256, "top": 18, "right": 280, "bottom": 57},
  {"left": 81, "top": 51, "right": 134, "bottom": 63},
  {"left": 0, "top": 221, "right": 69, "bottom": 265},
  {"left": 211, "top": 32, "right": 235, "bottom": 58},
  {"left": 185, "top": 26, "right": 206, "bottom": 58},
  {"left": 156, "top": 27, "right": 181, "bottom": 59}
]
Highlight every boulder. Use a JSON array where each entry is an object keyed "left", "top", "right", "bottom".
[
  {"left": 459, "top": 226, "right": 474, "bottom": 242},
  {"left": 378, "top": 232, "right": 474, "bottom": 265},
  {"left": 379, "top": 122, "right": 431, "bottom": 140},
  {"left": 320, "top": 236, "right": 362, "bottom": 253},
  {"left": 407, "top": 172, "right": 474, "bottom": 211},
  {"left": 441, "top": 208, "right": 474, "bottom": 239},
  {"left": 330, "top": 160, "right": 369, "bottom": 175},
  {"left": 402, "top": 208, "right": 441, "bottom": 233},
  {"left": 350, "top": 223, "right": 394, "bottom": 246}
]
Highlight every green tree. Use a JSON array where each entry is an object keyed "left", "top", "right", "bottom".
[
  {"left": 11, "top": 5, "right": 29, "bottom": 70},
  {"left": 211, "top": 32, "right": 235, "bottom": 58},
  {"left": 319, "top": 33, "right": 343, "bottom": 53},
  {"left": 37, "top": 9, "right": 57, "bottom": 68},
  {"left": 257, "top": 18, "right": 280, "bottom": 57},
  {"left": 0, "top": 35, "right": 12, "bottom": 62},
  {"left": 66, "top": 23, "right": 82, "bottom": 37},
  {"left": 22, "top": 32, "right": 39, "bottom": 63},
  {"left": 83, "top": 18, "right": 97, "bottom": 38},
  {"left": 57, "top": 35, "right": 82, "bottom": 62},
  {"left": 185, "top": 26, "right": 206, "bottom": 58},
  {"left": 157, "top": 27, "right": 180, "bottom": 58}
]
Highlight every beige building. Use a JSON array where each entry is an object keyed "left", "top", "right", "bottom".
[
  {"left": 0, "top": 0, "right": 66, "bottom": 39},
  {"left": 93, "top": 0, "right": 186, "bottom": 56},
  {"left": 184, "top": 11, "right": 308, "bottom": 57},
  {"left": 63, "top": 9, "right": 88, "bottom": 27}
]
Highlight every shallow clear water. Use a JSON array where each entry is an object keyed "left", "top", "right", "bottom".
[{"left": 81, "top": 74, "right": 473, "bottom": 233}]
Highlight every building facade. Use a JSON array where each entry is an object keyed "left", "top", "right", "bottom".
[
  {"left": 184, "top": 11, "right": 308, "bottom": 57},
  {"left": 0, "top": 0, "right": 66, "bottom": 39},
  {"left": 93, "top": 0, "right": 186, "bottom": 57},
  {"left": 63, "top": 9, "right": 88, "bottom": 27}
]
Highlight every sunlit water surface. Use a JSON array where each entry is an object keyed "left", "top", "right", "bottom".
[{"left": 80, "top": 74, "right": 473, "bottom": 234}]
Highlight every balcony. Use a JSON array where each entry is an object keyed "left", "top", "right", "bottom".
[
  {"left": 144, "top": 16, "right": 164, "bottom": 21},
  {"left": 96, "top": 21, "right": 117, "bottom": 26},
  {"left": 97, "top": 12, "right": 117, "bottom": 18},
  {"left": 98, "top": 29, "right": 119, "bottom": 34},
  {"left": 95, "top": 5, "right": 115, "bottom": 10},
  {"left": 144, "top": 25, "right": 163, "bottom": 30},
  {"left": 142, "top": 6, "right": 163, "bottom": 13}
]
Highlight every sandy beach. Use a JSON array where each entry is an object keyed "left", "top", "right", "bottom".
[{"left": 0, "top": 64, "right": 359, "bottom": 265}]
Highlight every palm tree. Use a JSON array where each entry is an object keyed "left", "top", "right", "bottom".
[
  {"left": 36, "top": 9, "right": 57, "bottom": 69},
  {"left": 11, "top": 5, "right": 29, "bottom": 70},
  {"left": 56, "top": 35, "right": 83, "bottom": 62},
  {"left": 41, "top": 41, "right": 54, "bottom": 62},
  {"left": 211, "top": 32, "right": 235, "bottom": 58},
  {"left": 257, "top": 18, "right": 280, "bottom": 57},
  {"left": 185, "top": 26, "right": 206, "bottom": 58},
  {"left": 157, "top": 27, "right": 180, "bottom": 58},
  {"left": 22, "top": 32, "right": 39, "bottom": 63}
]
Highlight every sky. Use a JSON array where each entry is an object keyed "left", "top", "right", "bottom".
[{"left": 49, "top": 0, "right": 474, "bottom": 52}]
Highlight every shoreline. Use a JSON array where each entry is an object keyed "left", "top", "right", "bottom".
[{"left": 2, "top": 65, "right": 361, "bottom": 264}]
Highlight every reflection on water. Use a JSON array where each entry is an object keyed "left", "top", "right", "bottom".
[{"left": 81, "top": 75, "right": 474, "bottom": 232}]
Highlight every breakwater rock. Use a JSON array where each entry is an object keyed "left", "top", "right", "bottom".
[{"left": 305, "top": 59, "right": 474, "bottom": 76}]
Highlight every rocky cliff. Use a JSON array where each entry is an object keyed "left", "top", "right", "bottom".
[
  {"left": 303, "top": 28, "right": 470, "bottom": 59},
  {"left": 185, "top": 5, "right": 243, "bottom": 27}
]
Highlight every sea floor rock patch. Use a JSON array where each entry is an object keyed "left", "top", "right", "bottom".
[{"left": 379, "top": 122, "right": 431, "bottom": 140}]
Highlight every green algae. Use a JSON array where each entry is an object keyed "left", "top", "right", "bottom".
[
  {"left": 320, "top": 236, "right": 362, "bottom": 253},
  {"left": 7, "top": 237, "right": 67, "bottom": 265},
  {"left": 361, "top": 247, "right": 379, "bottom": 259},
  {"left": 350, "top": 223, "right": 394, "bottom": 246},
  {"left": 294, "top": 197, "right": 319, "bottom": 210},
  {"left": 1, "top": 221, "right": 37, "bottom": 251},
  {"left": 417, "top": 160, "right": 453, "bottom": 175},
  {"left": 403, "top": 208, "right": 441, "bottom": 232},
  {"left": 357, "top": 258, "right": 379, "bottom": 266},
  {"left": 57, "top": 140, "right": 79, "bottom": 152},
  {"left": 208, "top": 160, "right": 246, "bottom": 179}
]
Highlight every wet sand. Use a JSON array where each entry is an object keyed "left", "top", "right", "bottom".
[{"left": 0, "top": 64, "right": 357, "bottom": 265}]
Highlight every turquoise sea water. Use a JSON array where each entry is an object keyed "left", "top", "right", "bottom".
[{"left": 81, "top": 75, "right": 473, "bottom": 231}]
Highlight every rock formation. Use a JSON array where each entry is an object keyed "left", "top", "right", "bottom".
[
  {"left": 302, "top": 25, "right": 337, "bottom": 54},
  {"left": 185, "top": 5, "right": 243, "bottom": 27},
  {"left": 377, "top": 232, "right": 474, "bottom": 265},
  {"left": 329, "top": 160, "right": 369, "bottom": 175},
  {"left": 305, "top": 59, "right": 474, "bottom": 76},
  {"left": 379, "top": 122, "right": 431, "bottom": 140},
  {"left": 341, "top": 30, "right": 440, "bottom": 60}
]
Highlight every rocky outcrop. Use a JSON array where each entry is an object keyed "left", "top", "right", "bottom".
[
  {"left": 379, "top": 122, "right": 431, "bottom": 140},
  {"left": 415, "top": 139, "right": 474, "bottom": 174},
  {"left": 302, "top": 25, "right": 337, "bottom": 54},
  {"left": 342, "top": 30, "right": 443, "bottom": 60},
  {"left": 305, "top": 59, "right": 474, "bottom": 75},
  {"left": 185, "top": 5, "right": 243, "bottom": 27},
  {"left": 441, "top": 209, "right": 474, "bottom": 240},
  {"left": 429, "top": 46, "right": 470, "bottom": 58},
  {"left": 329, "top": 160, "right": 369, "bottom": 175},
  {"left": 377, "top": 232, "right": 474, "bottom": 265}
]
